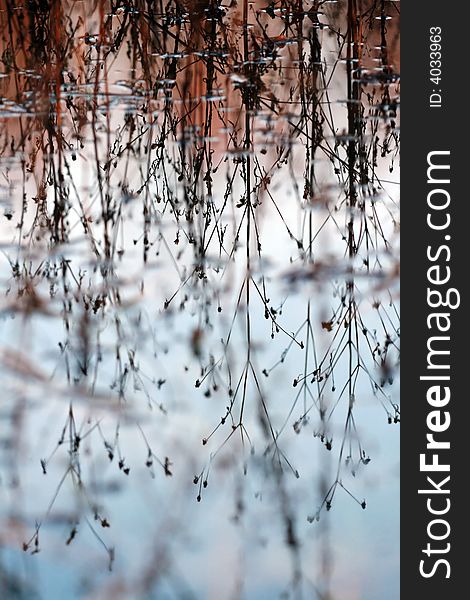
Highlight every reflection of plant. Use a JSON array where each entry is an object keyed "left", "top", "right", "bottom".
[{"left": 0, "top": 0, "right": 399, "bottom": 597}]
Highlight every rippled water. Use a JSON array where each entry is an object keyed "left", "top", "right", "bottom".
[{"left": 0, "top": 2, "right": 399, "bottom": 599}]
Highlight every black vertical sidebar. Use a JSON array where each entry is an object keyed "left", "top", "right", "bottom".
[{"left": 402, "top": 2, "right": 467, "bottom": 597}]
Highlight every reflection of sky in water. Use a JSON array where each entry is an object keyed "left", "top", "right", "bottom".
[
  {"left": 0, "top": 164, "right": 399, "bottom": 598},
  {"left": 0, "top": 4, "right": 399, "bottom": 596}
]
